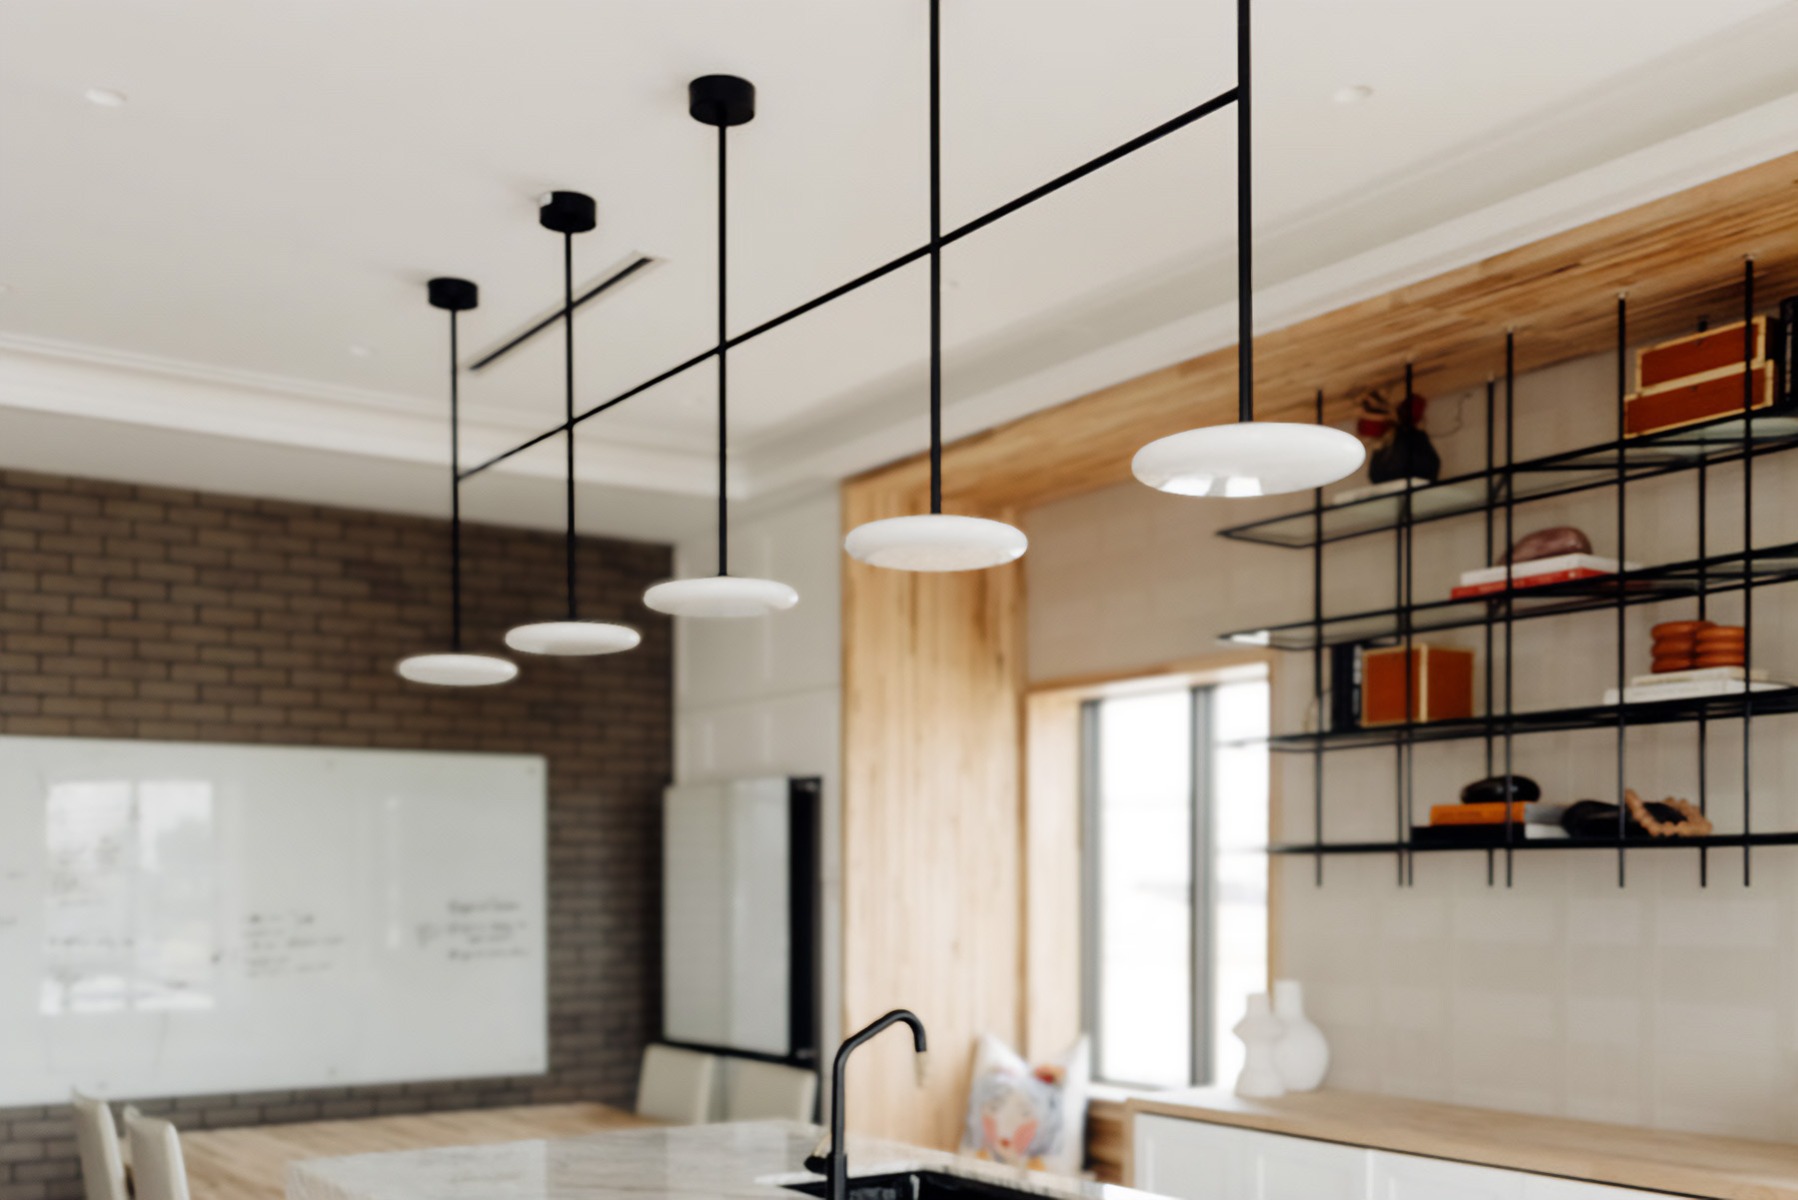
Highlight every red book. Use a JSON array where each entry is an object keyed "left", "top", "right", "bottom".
[{"left": 1449, "top": 568, "right": 1610, "bottom": 599}]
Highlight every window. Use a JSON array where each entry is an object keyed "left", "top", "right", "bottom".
[{"left": 1080, "top": 670, "right": 1269, "bottom": 1088}]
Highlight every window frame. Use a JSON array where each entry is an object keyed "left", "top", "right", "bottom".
[{"left": 1079, "top": 675, "right": 1260, "bottom": 1090}]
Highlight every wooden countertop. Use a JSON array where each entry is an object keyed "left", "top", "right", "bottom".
[
  {"left": 181, "top": 1102, "right": 656, "bottom": 1200},
  {"left": 1126, "top": 1088, "right": 1798, "bottom": 1200}
]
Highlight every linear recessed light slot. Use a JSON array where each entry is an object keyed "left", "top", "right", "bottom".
[{"left": 467, "top": 252, "right": 659, "bottom": 371}]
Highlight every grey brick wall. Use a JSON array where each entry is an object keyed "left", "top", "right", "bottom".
[{"left": 0, "top": 469, "right": 673, "bottom": 1197}]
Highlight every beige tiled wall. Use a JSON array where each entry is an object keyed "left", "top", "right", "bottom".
[{"left": 1026, "top": 346, "right": 1798, "bottom": 1140}]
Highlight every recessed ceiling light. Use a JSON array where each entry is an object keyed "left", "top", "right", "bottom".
[
  {"left": 84, "top": 87, "right": 127, "bottom": 108},
  {"left": 1333, "top": 84, "right": 1373, "bottom": 106},
  {"left": 348, "top": 343, "right": 375, "bottom": 359}
]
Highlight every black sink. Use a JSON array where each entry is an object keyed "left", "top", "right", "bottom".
[{"left": 783, "top": 1171, "right": 1047, "bottom": 1200}]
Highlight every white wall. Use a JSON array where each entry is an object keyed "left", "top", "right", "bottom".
[
  {"left": 1025, "top": 348, "right": 1798, "bottom": 1141},
  {"left": 671, "top": 487, "right": 845, "bottom": 1065}
]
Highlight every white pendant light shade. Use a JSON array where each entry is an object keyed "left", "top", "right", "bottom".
[
  {"left": 844, "top": 514, "right": 1027, "bottom": 572},
  {"left": 395, "top": 652, "right": 519, "bottom": 687},
  {"left": 1132, "top": 422, "right": 1364, "bottom": 497},
  {"left": 644, "top": 575, "right": 799, "bottom": 618},
  {"left": 504, "top": 620, "right": 640, "bottom": 656}
]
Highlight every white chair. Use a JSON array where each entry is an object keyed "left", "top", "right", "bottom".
[
  {"left": 723, "top": 1059, "right": 818, "bottom": 1122},
  {"left": 635, "top": 1043, "right": 717, "bottom": 1124},
  {"left": 124, "top": 1111, "right": 191, "bottom": 1200},
  {"left": 70, "top": 1092, "right": 128, "bottom": 1200}
]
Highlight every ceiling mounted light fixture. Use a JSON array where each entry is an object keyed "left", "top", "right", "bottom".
[
  {"left": 644, "top": 75, "right": 799, "bottom": 619},
  {"left": 1131, "top": 0, "right": 1364, "bottom": 498},
  {"left": 396, "top": 278, "right": 520, "bottom": 688},
  {"left": 506, "top": 191, "right": 642, "bottom": 657},
  {"left": 844, "top": 0, "right": 1027, "bottom": 572}
]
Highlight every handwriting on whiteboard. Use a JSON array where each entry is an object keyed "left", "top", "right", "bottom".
[
  {"left": 414, "top": 896, "right": 530, "bottom": 962},
  {"left": 242, "top": 909, "right": 349, "bottom": 980}
]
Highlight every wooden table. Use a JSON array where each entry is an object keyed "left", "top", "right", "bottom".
[{"left": 181, "top": 1103, "right": 656, "bottom": 1200}]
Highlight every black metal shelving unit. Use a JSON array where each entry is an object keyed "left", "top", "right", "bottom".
[{"left": 1226, "top": 263, "right": 1788, "bottom": 886}]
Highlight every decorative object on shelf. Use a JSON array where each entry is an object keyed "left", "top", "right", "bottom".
[
  {"left": 1451, "top": 552, "right": 1634, "bottom": 599},
  {"left": 1271, "top": 980, "right": 1328, "bottom": 1092},
  {"left": 1647, "top": 621, "right": 1752, "bottom": 675},
  {"left": 1360, "top": 386, "right": 1440, "bottom": 485},
  {"left": 1505, "top": 526, "right": 1592, "bottom": 564},
  {"left": 1449, "top": 527, "right": 1632, "bottom": 600},
  {"left": 645, "top": 77, "right": 800, "bottom": 618},
  {"left": 1360, "top": 644, "right": 1474, "bottom": 725},
  {"left": 1414, "top": 825, "right": 1568, "bottom": 846},
  {"left": 1430, "top": 801, "right": 1566, "bottom": 826},
  {"left": 506, "top": 191, "right": 640, "bottom": 658},
  {"left": 1460, "top": 774, "right": 1541, "bottom": 804},
  {"left": 1623, "top": 789, "right": 1714, "bottom": 838},
  {"left": 1694, "top": 624, "right": 1747, "bottom": 669},
  {"left": 396, "top": 278, "right": 519, "bottom": 688},
  {"left": 1132, "top": 0, "right": 1364, "bottom": 498},
  {"left": 1561, "top": 795, "right": 1714, "bottom": 840},
  {"left": 845, "top": 1, "right": 1026, "bottom": 570},
  {"left": 1413, "top": 822, "right": 1568, "bottom": 847},
  {"left": 957, "top": 1033, "right": 1089, "bottom": 1174},
  {"left": 1232, "top": 993, "right": 1285, "bottom": 1099},
  {"left": 1603, "top": 675, "right": 1786, "bottom": 705},
  {"left": 1650, "top": 618, "right": 1710, "bottom": 674},
  {"left": 1624, "top": 314, "right": 1786, "bottom": 437}
]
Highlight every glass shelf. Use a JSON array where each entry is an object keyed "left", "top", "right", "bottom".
[
  {"left": 1267, "top": 684, "right": 1798, "bottom": 753},
  {"left": 1218, "top": 412, "right": 1798, "bottom": 549},
  {"left": 1225, "top": 543, "right": 1798, "bottom": 651}
]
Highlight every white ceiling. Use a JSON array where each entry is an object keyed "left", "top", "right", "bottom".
[{"left": 3, "top": 0, "right": 1798, "bottom": 541}]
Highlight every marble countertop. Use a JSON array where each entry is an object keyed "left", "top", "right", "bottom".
[{"left": 287, "top": 1120, "right": 1162, "bottom": 1200}]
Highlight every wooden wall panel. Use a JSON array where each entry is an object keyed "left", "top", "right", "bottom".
[
  {"left": 840, "top": 479, "right": 1025, "bottom": 1148},
  {"left": 1022, "top": 690, "right": 1084, "bottom": 1062}
]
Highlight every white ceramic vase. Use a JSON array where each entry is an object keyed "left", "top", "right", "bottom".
[
  {"left": 1272, "top": 979, "right": 1329, "bottom": 1091},
  {"left": 1232, "top": 992, "right": 1286, "bottom": 1099}
]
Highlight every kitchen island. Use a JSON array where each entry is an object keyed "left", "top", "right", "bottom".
[{"left": 288, "top": 1120, "right": 1161, "bottom": 1200}]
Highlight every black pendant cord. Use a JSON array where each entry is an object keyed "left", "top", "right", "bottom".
[
  {"left": 717, "top": 121, "right": 731, "bottom": 576},
  {"left": 1235, "top": 0, "right": 1253, "bottom": 424},
  {"left": 564, "top": 230, "right": 578, "bottom": 620},
  {"left": 449, "top": 308, "right": 464, "bottom": 653},
  {"left": 928, "top": 0, "right": 943, "bottom": 514}
]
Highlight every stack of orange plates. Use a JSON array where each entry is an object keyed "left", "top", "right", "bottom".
[
  {"left": 1650, "top": 620, "right": 1710, "bottom": 673},
  {"left": 1694, "top": 624, "right": 1747, "bottom": 669}
]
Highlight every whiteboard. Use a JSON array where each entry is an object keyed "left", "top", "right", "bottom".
[{"left": 0, "top": 736, "right": 547, "bottom": 1105}]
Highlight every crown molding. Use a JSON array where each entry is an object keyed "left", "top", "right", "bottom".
[{"left": 0, "top": 334, "right": 724, "bottom": 497}]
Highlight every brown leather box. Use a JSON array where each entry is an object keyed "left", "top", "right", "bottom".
[
  {"left": 1362, "top": 645, "right": 1475, "bottom": 725},
  {"left": 1624, "top": 361, "right": 1779, "bottom": 437},
  {"left": 1636, "top": 316, "right": 1771, "bottom": 390}
]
